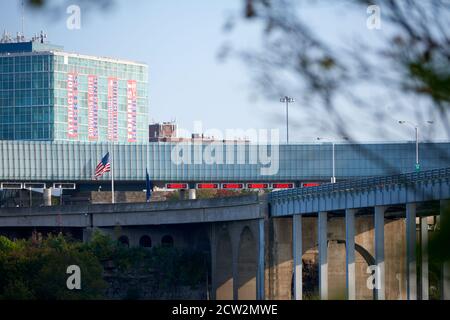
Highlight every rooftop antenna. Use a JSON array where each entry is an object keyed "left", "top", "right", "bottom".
[
  {"left": 1, "top": 30, "right": 13, "bottom": 43},
  {"left": 39, "top": 30, "right": 47, "bottom": 43},
  {"left": 21, "top": 0, "right": 25, "bottom": 40}
]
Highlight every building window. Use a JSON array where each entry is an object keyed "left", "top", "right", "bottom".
[
  {"left": 139, "top": 235, "right": 152, "bottom": 248},
  {"left": 161, "top": 235, "right": 174, "bottom": 247}
]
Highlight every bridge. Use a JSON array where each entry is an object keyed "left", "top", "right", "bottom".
[
  {"left": 270, "top": 167, "right": 450, "bottom": 300},
  {"left": 0, "top": 167, "right": 449, "bottom": 300},
  {"left": 0, "top": 194, "right": 267, "bottom": 300},
  {"left": 0, "top": 141, "right": 449, "bottom": 191}
]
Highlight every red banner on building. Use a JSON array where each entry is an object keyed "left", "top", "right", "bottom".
[
  {"left": 67, "top": 72, "right": 79, "bottom": 138},
  {"left": 127, "top": 80, "right": 137, "bottom": 142},
  {"left": 87, "top": 75, "right": 99, "bottom": 141},
  {"left": 107, "top": 77, "right": 119, "bottom": 141}
]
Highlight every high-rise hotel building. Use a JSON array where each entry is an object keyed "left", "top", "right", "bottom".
[{"left": 0, "top": 34, "right": 148, "bottom": 142}]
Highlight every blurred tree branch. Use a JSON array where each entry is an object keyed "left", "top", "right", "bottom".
[
  {"left": 237, "top": 0, "right": 450, "bottom": 264},
  {"left": 226, "top": 0, "right": 450, "bottom": 139},
  {"left": 25, "top": 0, "right": 115, "bottom": 20}
]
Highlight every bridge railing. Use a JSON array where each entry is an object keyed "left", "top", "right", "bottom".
[{"left": 269, "top": 167, "right": 450, "bottom": 201}]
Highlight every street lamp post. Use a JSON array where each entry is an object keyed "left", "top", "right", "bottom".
[
  {"left": 317, "top": 137, "right": 348, "bottom": 183},
  {"left": 28, "top": 187, "right": 32, "bottom": 207},
  {"left": 398, "top": 120, "right": 433, "bottom": 172},
  {"left": 332, "top": 142, "right": 335, "bottom": 184},
  {"left": 280, "top": 96, "right": 295, "bottom": 144}
]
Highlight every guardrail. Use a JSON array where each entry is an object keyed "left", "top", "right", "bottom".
[{"left": 269, "top": 167, "right": 450, "bottom": 201}]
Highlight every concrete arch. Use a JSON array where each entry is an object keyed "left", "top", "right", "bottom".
[
  {"left": 237, "top": 226, "right": 257, "bottom": 300},
  {"left": 139, "top": 235, "right": 152, "bottom": 248},
  {"left": 216, "top": 230, "right": 233, "bottom": 300},
  {"left": 336, "top": 239, "right": 376, "bottom": 300},
  {"left": 118, "top": 235, "right": 129, "bottom": 247},
  {"left": 295, "top": 238, "right": 376, "bottom": 299},
  {"left": 161, "top": 234, "right": 174, "bottom": 247}
]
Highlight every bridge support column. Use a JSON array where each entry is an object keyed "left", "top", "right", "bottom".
[
  {"left": 188, "top": 189, "right": 197, "bottom": 200},
  {"left": 257, "top": 219, "right": 265, "bottom": 300},
  {"left": 267, "top": 217, "right": 293, "bottom": 299},
  {"left": 43, "top": 187, "right": 52, "bottom": 206},
  {"left": 406, "top": 203, "right": 417, "bottom": 300},
  {"left": 293, "top": 215, "right": 302, "bottom": 300},
  {"left": 318, "top": 211, "right": 328, "bottom": 300},
  {"left": 441, "top": 200, "right": 450, "bottom": 300},
  {"left": 420, "top": 215, "right": 429, "bottom": 300},
  {"left": 374, "top": 206, "right": 386, "bottom": 300},
  {"left": 82, "top": 227, "right": 94, "bottom": 243},
  {"left": 345, "top": 209, "right": 356, "bottom": 300},
  {"left": 232, "top": 230, "right": 239, "bottom": 300},
  {"left": 209, "top": 225, "right": 217, "bottom": 300}
]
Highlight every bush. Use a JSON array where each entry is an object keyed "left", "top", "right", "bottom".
[
  {"left": 0, "top": 234, "right": 106, "bottom": 300},
  {"left": 0, "top": 232, "right": 208, "bottom": 300}
]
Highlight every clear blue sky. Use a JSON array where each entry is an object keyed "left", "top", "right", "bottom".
[{"left": 0, "top": 0, "right": 447, "bottom": 142}]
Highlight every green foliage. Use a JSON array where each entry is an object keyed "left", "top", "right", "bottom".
[
  {"left": 166, "top": 191, "right": 181, "bottom": 201},
  {"left": 408, "top": 62, "right": 450, "bottom": 106},
  {"left": 197, "top": 189, "right": 257, "bottom": 199},
  {"left": 150, "top": 245, "right": 181, "bottom": 289},
  {"left": 0, "top": 234, "right": 106, "bottom": 300},
  {"left": 86, "top": 231, "right": 116, "bottom": 261},
  {"left": 88, "top": 231, "right": 207, "bottom": 290},
  {"left": 145, "top": 246, "right": 206, "bottom": 289},
  {"left": 166, "top": 189, "right": 259, "bottom": 201},
  {"left": 87, "top": 230, "right": 152, "bottom": 273},
  {"left": 0, "top": 231, "right": 208, "bottom": 300},
  {"left": 0, "top": 236, "right": 17, "bottom": 252},
  {"left": 178, "top": 249, "right": 208, "bottom": 288}
]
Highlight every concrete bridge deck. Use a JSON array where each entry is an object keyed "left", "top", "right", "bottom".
[
  {"left": 270, "top": 167, "right": 450, "bottom": 215},
  {"left": 0, "top": 194, "right": 266, "bottom": 227}
]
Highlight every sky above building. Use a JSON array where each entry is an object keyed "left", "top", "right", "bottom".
[{"left": 0, "top": 0, "right": 448, "bottom": 143}]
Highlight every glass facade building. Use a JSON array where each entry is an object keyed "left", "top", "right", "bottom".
[{"left": 0, "top": 41, "right": 148, "bottom": 142}]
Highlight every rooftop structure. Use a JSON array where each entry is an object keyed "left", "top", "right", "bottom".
[{"left": 149, "top": 122, "right": 250, "bottom": 143}]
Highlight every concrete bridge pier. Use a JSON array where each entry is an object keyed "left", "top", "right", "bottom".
[
  {"left": 82, "top": 227, "right": 94, "bottom": 243},
  {"left": 256, "top": 219, "right": 265, "bottom": 300},
  {"left": 188, "top": 189, "right": 197, "bottom": 200},
  {"left": 318, "top": 211, "right": 328, "bottom": 300},
  {"left": 420, "top": 213, "right": 429, "bottom": 300},
  {"left": 289, "top": 209, "right": 407, "bottom": 301},
  {"left": 178, "top": 189, "right": 196, "bottom": 200},
  {"left": 374, "top": 206, "right": 386, "bottom": 300},
  {"left": 345, "top": 209, "right": 357, "bottom": 300},
  {"left": 403, "top": 200, "right": 450, "bottom": 300},
  {"left": 406, "top": 203, "right": 417, "bottom": 300},
  {"left": 43, "top": 187, "right": 52, "bottom": 206},
  {"left": 267, "top": 217, "right": 294, "bottom": 300},
  {"left": 210, "top": 218, "right": 265, "bottom": 300},
  {"left": 292, "top": 215, "right": 302, "bottom": 300}
]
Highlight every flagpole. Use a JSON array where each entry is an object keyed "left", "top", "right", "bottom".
[{"left": 111, "top": 141, "right": 115, "bottom": 204}]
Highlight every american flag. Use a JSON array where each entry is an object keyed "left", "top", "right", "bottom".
[{"left": 94, "top": 152, "right": 111, "bottom": 179}]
